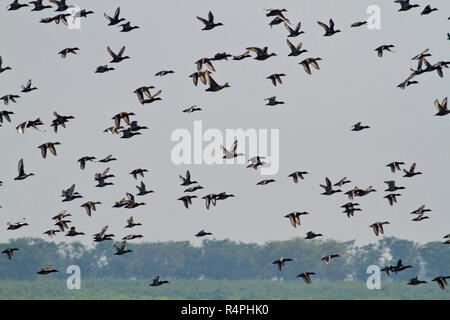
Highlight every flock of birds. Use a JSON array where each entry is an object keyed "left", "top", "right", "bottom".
[{"left": 1, "top": 0, "right": 449, "bottom": 291}]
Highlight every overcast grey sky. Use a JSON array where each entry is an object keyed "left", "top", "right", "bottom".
[{"left": 0, "top": 0, "right": 449, "bottom": 247}]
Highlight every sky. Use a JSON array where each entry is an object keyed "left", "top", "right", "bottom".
[{"left": 0, "top": 0, "right": 449, "bottom": 247}]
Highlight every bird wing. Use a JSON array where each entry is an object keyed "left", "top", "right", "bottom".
[
  {"left": 107, "top": 46, "right": 118, "bottom": 59},
  {"left": 118, "top": 46, "right": 126, "bottom": 57},
  {"left": 114, "top": 7, "right": 121, "bottom": 19}
]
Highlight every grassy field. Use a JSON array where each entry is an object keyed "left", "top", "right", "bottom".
[{"left": 0, "top": 278, "right": 448, "bottom": 300}]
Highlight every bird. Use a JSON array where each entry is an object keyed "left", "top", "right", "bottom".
[
  {"left": 403, "top": 163, "right": 422, "bottom": 177},
  {"left": 7, "top": 218, "right": 28, "bottom": 230},
  {"left": 2, "top": 248, "right": 19, "bottom": 260},
  {"left": 257, "top": 179, "right": 276, "bottom": 185},
  {"left": 43, "top": 230, "right": 60, "bottom": 238},
  {"left": 149, "top": 276, "right": 169, "bottom": 286},
  {"left": 98, "top": 154, "right": 117, "bottom": 163},
  {"left": 351, "top": 122, "right": 370, "bottom": 131},
  {"left": 38, "top": 142, "right": 60, "bottom": 158},
  {"left": 265, "top": 96, "right": 284, "bottom": 106},
  {"left": 384, "top": 181, "right": 405, "bottom": 192},
  {"left": 394, "top": 0, "right": 420, "bottom": 12},
  {"left": 119, "top": 21, "right": 139, "bottom": 32},
  {"left": 351, "top": 21, "right": 367, "bottom": 27},
  {"left": 205, "top": 72, "right": 229, "bottom": 92},
  {"left": 305, "top": 231, "right": 322, "bottom": 239},
  {"left": 113, "top": 241, "right": 132, "bottom": 255},
  {"left": 386, "top": 161, "right": 405, "bottom": 173},
  {"left": 334, "top": 177, "right": 351, "bottom": 188},
  {"left": 184, "top": 185, "right": 203, "bottom": 193},
  {"left": 288, "top": 171, "right": 308, "bottom": 183},
  {"left": 375, "top": 45, "right": 395, "bottom": 58},
  {"left": 29, "top": 0, "right": 51, "bottom": 11},
  {"left": 81, "top": 201, "right": 102, "bottom": 217},
  {"left": 49, "top": 0, "right": 68, "bottom": 11},
  {"left": 266, "top": 73, "right": 286, "bottom": 86},
  {"left": 189, "top": 71, "right": 210, "bottom": 86},
  {"left": 93, "top": 226, "right": 115, "bottom": 243},
  {"left": 370, "top": 221, "right": 390, "bottom": 236},
  {"left": 54, "top": 219, "right": 71, "bottom": 232},
  {"left": 61, "top": 184, "right": 83, "bottom": 202},
  {"left": 196, "top": 11, "right": 223, "bottom": 30},
  {"left": 195, "top": 230, "right": 212, "bottom": 238},
  {"left": 113, "top": 112, "right": 135, "bottom": 128},
  {"left": 183, "top": 106, "right": 202, "bottom": 114},
  {"left": 246, "top": 47, "right": 277, "bottom": 61},
  {"left": 232, "top": 51, "right": 251, "bottom": 61},
  {"left": 286, "top": 39, "right": 307, "bottom": 57},
  {"left": 410, "top": 205, "right": 431, "bottom": 215},
  {"left": 299, "top": 57, "right": 322, "bottom": 75},
  {"left": 247, "top": 156, "right": 265, "bottom": 170},
  {"left": 412, "top": 212, "right": 430, "bottom": 222},
  {"left": 58, "top": 47, "right": 79, "bottom": 59},
  {"left": 0, "top": 57, "right": 12, "bottom": 74},
  {"left": 125, "top": 216, "right": 142, "bottom": 228},
  {"left": 320, "top": 177, "right": 342, "bottom": 195},
  {"left": 407, "top": 277, "right": 427, "bottom": 285},
  {"left": 14, "top": 159, "right": 34, "bottom": 181},
  {"left": 8, "top": 0, "right": 29, "bottom": 10},
  {"left": 317, "top": 19, "right": 341, "bottom": 36},
  {"left": 202, "top": 194, "right": 217, "bottom": 210},
  {"left": 285, "top": 211, "right": 309, "bottom": 228},
  {"left": 268, "top": 16, "right": 285, "bottom": 28},
  {"left": 107, "top": 46, "right": 130, "bottom": 63},
  {"left": 221, "top": 140, "right": 244, "bottom": 159},
  {"left": 178, "top": 195, "right": 197, "bottom": 209},
  {"left": 65, "top": 226, "right": 85, "bottom": 237},
  {"left": 0, "top": 110, "right": 14, "bottom": 123},
  {"left": 129, "top": 168, "right": 148, "bottom": 180},
  {"left": 104, "top": 7, "right": 125, "bottom": 26},
  {"left": 432, "top": 276, "right": 450, "bottom": 290},
  {"left": 195, "top": 58, "right": 215, "bottom": 72},
  {"left": 37, "top": 266, "right": 58, "bottom": 275},
  {"left": 354, "top": 186, "right": 376, "bottom": 197},
  {"left": 297, "top": 272, "right": 315, "bottom": 284},
  {"left": 78, "top": 156, "right": 96, "bottom": 170},
  {"left": 75, "top": 9, "right": 94, "bottom": 18},
  {"left": 285, "top": 22, "right": 304, "bottom": 37},
  {"left": 21, "top": 79, "right": 37, "bottom": 93},
  {"left": 95, "top": 65, "right": 115, "bottom": 73},
  {"left": 322, "top": 254, "right": 340, "bottom": 264},
  {"left": 272, "top": 257, "right": 292, "bottom": 271},
  {"left": 135, "top": 181, "right": 153, "bottom": 196},
  {"left": 264, "top": 8, "right": 290, "bottom": 24},
  {"left": 1, "top": 94, "right": 20, "bottom": 105},
  {"left": 155, "top": 70, "right": 174, "bottom": 77},
  {"left": 391, "top": 259, "right": 412, "bottom": 273},
  {"left": 52, "top": 210, "right": 71, "bottom": 221},
  {"left": 434, "top": 97, "right": 449, "bottom": 116},
  {"left": 179, "top": 170, "right": 197, "bottom": 186},
  {"left": 122, "top": 234, "right": 143, "bottom": 241},
  {"left": 212, "top": 52, "right": 232, "bottom": 61},
  {"left": 421, "top": 5, "right": 438, "bottom": 15},
  {"left": 342, "top": 204, "right": 362, "bottom": 218},
  {"left": 384, "top": 193, "right": 401, "bottom": 206}
]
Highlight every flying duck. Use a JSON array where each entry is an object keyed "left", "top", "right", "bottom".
[
  {"left": 0, "top": 110, "right": 14, "bottom": 124},
  {"left": 8, "top": 0, "right": 28, "bottom": 10},
  {"left": 305, "top": 231, "right": 323, "bottom": 239},
  {"left": 184, "top": 185, "right": 203, "bottom": 193},
  {"left": 266, "top": 73, "right": 286, "bottom": 86},
  {"left": 37, "top": 266, "right": 58, "bottom": 275},
  {"left": 370, "top": 221, "right": 390, "bottom": 236},
  {"left": 95, "top": 65, "right": 115, "bottom": 73},
  {"left": 386, "top": 161, "right": 405, "bottom": 173},
  {"left": 125, "top": 216, "right": 142, "bottom": 228},
  {"left": 14, "top": 159, "right": 34, "bottom": 181},
  {"left": 403, "top": 163, "right": 422, "bottom": 177},
  {"left": 58, "top": 47, "right": 79, "bottom": 58},
  {"left": 299, "top": 57, "right": 322, "bottom": 75},
  {"left": 351, "top": 21, "right": 367, "bottom": 27},
  {"left": 43, "top": 230, "right": 60, "bottom": 238},
  {"left": 205, "top": 72, "right": 229, "bottom": 92},
  {"left": 99, "top": 154, "right": 117, "bottom": 163},
  {"left": 7, "top": 218, "right": 28, "bottom": 230},
  {"left": 107, "top": 46, "right": 130, "bottom": 63},
  {"left": 65, "top": 226, "right": 85, "bottom": 237},
  {"left": 384, "top": 193, "right": 401, "bottom": 206},
  {"left": 322, "top": 254, "right": 340, "bottom": 264},
  {"left": 122, "top": 234, "right": 143, "bottom": 241},
  {"left": 104, "top": 7, "right": 125, "bottom": 26},
  {"left": 265, "top": 96, "right": 284, "bottom": 106},
  {"left": 1, "top": 94, "right": 20, "bottom": 105},
  {"left": 421, "top": 5, "right": 438, "bottom": 15},
  {"left": 81, "top": 201, "right": 102, "bottom": 217},
  {"left": 257, "top": 179, "right": 276, "bottom": 185},
  {"left": 2, "top": 248, "right": 19, "bottom": 259},
  {"left": 434, "top": 97, "right": 449, "bottom": 116},
  {"left": 113, "top": 241, "right": 132, "bottom": 255},
  {"left": 320, "top": 177, "right": 342, "bottom": 195},
  {"left": 196, "top": 11, "right": 223, "bottom": 30},
  {"left": 285, "top": 22, "right": 304, "bottom": 37},
  {"left": 285, "top": 211, "right": 309, "bottom": 227},
  {"left": 286, "top": 39, "right": 307, "bottom": 57},
  {"left": 246, "top": 47, "right": 277, "bottom": 60},
  {"left": 119, "top": 21, "right": 139, "bottom": 32},
  {"left": 394, "top": 0, "right": 420, "bottom": 12},
  {"left": 375, "top": 45, "right": 395, "bottom": 57},
  {"left": 136, "top": 181, "right": 153, "bottom": 196},
  {"left": 29, "top": 0, "right": 51, "bottom": 11},
  {"left": 297, "top": 272, "right": 315, "bottom": 284},
  {"left": 150, "top": 276, "right": 169, "bottom": 286},
  {"left": 432, "top": 276, "right": 450, "bottom": 290},
  {"left": 288, "top": 171, "right": 308, "bottom": 183},
  {"left": 195, "top": 230, "right": 212, "bottom": 237},
  {"left": 391, "top": 259, "right": 412, "bottom": 273},
  {"left": 155, "top": 70, "right": 174, "bottom": 77},
  {"left": 61, "top": 184, "right": 83, "bottom": 202},
  {"left": 384, "top": 181, "right": 405, "bottom": 192},
  {"left": 317, "top": 19, "right": 341, "bottom": 36},
  {"left": 179, "top": 170, "right": 197, "bottom": 186},
  {"left": 78, "top": 156, "right": 96, "bottom": 170},
  {"left": 334, "top": 177, "right": 351, "bottom": 187},
  {"left": 272, "top": 257, "right": 292, "bottom": 271},
  {"left": 407, "top": 277, "right": 427, "bottom": 285},
  {"left": 183, "top": 106, "right": 202, "bottom": 114},
  {"left": 93, "top": 226, "right": 114, "bottom": 242},
  {"left": 221, "top": 140, "right": 244, "bottom": 159},
  {"left": 351, "top": 122, "right": 370, "bottom": 131},
  {"left": 0, "top": 57, "right": 11, "bottom": 74},
  {"left": 21, "top": 79, "right": 37, "bottom": 93},
  {"left": 38, "top": 142, "right": 60, "bottom": 158},
  {"left": 232, "top": 51, "right": 251, "bottom": 61},
  {"left": 178, "top": 195, "right": 197, "bottom": 209},
  {"left": 49, "top": 0, "right": 68, "bottom": 11}
]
